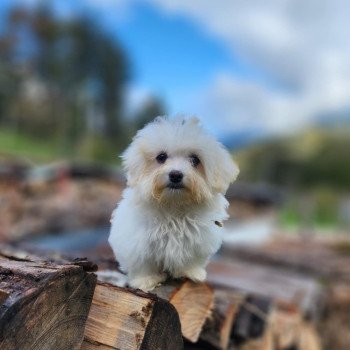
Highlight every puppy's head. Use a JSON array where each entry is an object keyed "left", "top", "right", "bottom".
[{"left": 122, "top": 116, "right": 239, "bottom": 206}]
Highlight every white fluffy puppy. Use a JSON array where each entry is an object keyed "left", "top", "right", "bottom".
[{"left": 109, "top": 116, "right": 239, "bottom": 291}]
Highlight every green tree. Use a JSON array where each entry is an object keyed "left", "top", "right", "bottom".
[{"left": 0, "top": 4, "right": 129, "bottom": 149}]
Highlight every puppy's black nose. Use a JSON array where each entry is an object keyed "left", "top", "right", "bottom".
[{"left": 169, "top": 170, "right": 183, "bottom": 183}]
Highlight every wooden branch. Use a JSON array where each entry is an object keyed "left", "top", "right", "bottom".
[
  {"left": 81, "top": 281, "right": 183, "bottom": 350},
  {"left": 0, "top": 253, "right": 96, "bottom": 350}
]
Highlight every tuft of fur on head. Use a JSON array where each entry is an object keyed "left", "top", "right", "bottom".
[{"left": 121, "top": 116, "right": 239, "bottom": 208}]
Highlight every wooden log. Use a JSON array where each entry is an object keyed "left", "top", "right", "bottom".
[
  {"left": 97, "top": 269, "right": 214, "bottom": 343},
  {"left": 222, "top": 238, "right": 350, "bottom": 283},
  {"left": 200, "top": 289, "right": 244, "bottom": 350},
  {"left": 0, "top": 254, "right": 97, "bottom": 350},
  {"left": 0, "top": 244, "right": 99, "bottom": 272},
  {"left": 81, "top": 281, "right": 183, "bottom": 350},
  {"left": 207, "top": 257, "right": 322, "bottom": 319}
]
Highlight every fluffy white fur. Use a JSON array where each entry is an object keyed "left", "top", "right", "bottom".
[{"left": 109, "top": 116, "right": 239, "bottom": 291}]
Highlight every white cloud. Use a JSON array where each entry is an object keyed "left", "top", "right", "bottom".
[
  {"left": 148, "top": 0, "right": 350, "bottom": 134},
  {"left": 124, "top": 85, "right": 154, "bottom": 118},
  {"left": 193, "top": 70, "right": 350, "bottom": 137},
  {"left": 191, "top": 73, "right": 311, "bottom": 136},
  {"left": 14, "top": 0, "right": 350, "bottom": 135}
]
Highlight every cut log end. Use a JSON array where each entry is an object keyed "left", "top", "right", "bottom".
[{"left": 0, "top": 258, "right": 96, "bottom": 350}]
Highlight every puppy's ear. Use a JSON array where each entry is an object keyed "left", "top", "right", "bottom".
[
  {"left": 121, "top": 140, "right": 145, "bottom": 186},
  {"left": 210, "top": 145, "right": 239, "bottom": 193}
]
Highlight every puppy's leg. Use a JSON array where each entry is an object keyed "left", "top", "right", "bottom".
[
  {"left": 173, "top": 264, "right": 207, "bottom": 282},
  {"left": 128, "top": 264, "right": 167, "bottom": 291}
]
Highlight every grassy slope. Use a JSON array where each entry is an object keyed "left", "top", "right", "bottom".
[
  {"left": 0, "top": 129, "right": 122, "bottom": 165},
  {"left": 0, "top": 129, "right": 63, "bottom": 163}
]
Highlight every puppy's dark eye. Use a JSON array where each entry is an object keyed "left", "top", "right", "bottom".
[
  {"left": 190, "top": 154, "right": 200, "bottom": 167},
  {"left": 156, "top": 152, "right": 168, "bottom": 164}
]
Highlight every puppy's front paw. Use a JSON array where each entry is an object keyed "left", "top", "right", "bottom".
[
  {"left": 129, "top": 273, "right": 166, "bottom": 292},
  {"left": 182, "top": 267, "right": 207, "bottom": 282}
]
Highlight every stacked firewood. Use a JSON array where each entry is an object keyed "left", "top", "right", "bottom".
[
  {"left": 88, "top": 256, "right": 322, "bottom": 350},
  {"left": 0, "top": 246, "right": 322, "bottom": 350}
]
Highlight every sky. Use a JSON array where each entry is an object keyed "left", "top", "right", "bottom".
[{"left": 1, "top": 0, "right": 350, "bottom": 140}]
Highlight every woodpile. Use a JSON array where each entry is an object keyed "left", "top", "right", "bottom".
[
  {"left": 0, "top": 245, "right": 323, "bottom": 350},
  {"left": 92, "top": 256, "right": 322, "bottom": 350},
  {"left": 0, "top": 163, "right": 125, "bottom": 242}
]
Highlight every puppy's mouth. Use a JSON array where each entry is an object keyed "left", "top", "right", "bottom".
[{"left": 166, "top": 183, "right": 185, "bottom": 190}]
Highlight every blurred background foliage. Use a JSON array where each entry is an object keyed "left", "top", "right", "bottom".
[
  {"left": 236, "top": 127, "right": 350, "bottom": 229},
  {"left": 0, "top": 4, "right": 164, "bottom": 163},
  {"left": 237, "top": 128, "right": 350, "bottom": 189},
  {"left": 0, "top": 2, "right": 349, "bottom": 231}
]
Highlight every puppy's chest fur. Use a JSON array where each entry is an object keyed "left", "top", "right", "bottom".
[{"left": 145, "top": 208, "right": 222, "bottom": 273}]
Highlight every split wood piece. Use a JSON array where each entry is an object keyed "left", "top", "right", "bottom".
[
  {"left": 269, "top": 303, "right": 321, "bottom": 350},
  {"left": 269, "top": 303, "right": 303, "bottom": 349},
  {"left": 231, "top": 295, "right": 273, "bottom": 349},
  {"left": 98, "top": 269, "right": 215, "bottom": 343},
  {"left": 0, "top": 256, "right": 96, "bottom": 350},
  {"left": 154, "top": 279, "right": 214, "bottom": 343},
  {"left": 200, "top": 289, "right": 244, "bottom": 350},
  {"left": 81, "top": 281, "right": 183, "bottom": 350},
  {"left": 297, "top": 323, "right": 322, "bottom": 350}
]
